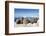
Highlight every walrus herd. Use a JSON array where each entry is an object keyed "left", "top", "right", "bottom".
[{"left": 15, "top": 17, "right": 39, "bottom": 24}]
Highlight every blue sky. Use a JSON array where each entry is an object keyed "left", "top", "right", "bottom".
[{"left": 14, "top": 8, "right": 39, "bottom": 17}]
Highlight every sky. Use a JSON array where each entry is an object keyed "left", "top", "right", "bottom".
[{"left": 14, "top": 8, "right": 39, "bottom": 18}]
